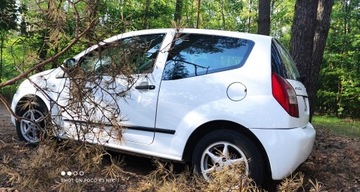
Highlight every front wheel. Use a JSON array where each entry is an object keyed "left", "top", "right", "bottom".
[
  {"left": 16, "top": 99, "right": 49, "bottom": 144},
  {"left": 192, "top": 129, "right": 265, "bottom": 185}
]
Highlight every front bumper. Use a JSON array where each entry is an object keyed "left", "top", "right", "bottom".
[
  {"left": 10, "top": 92, "right": 19, "bottom": 126},
  {"left": 250, "top": 123, "right": 316, "bottom": 180}
]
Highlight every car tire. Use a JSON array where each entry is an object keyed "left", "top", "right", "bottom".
[
  {"left": 15, "top": 98, "right": 49, "bottom": 144},
  {"left": 192, "top": 129, "right": 265, "bottom": 185}
]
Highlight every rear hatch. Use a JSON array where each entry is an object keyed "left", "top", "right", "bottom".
[{"left": 271, "top": 39, "right": 310, "bottom": 125}]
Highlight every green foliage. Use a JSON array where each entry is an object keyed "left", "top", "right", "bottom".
[
  {"left": 0, "top": 0, "right": 18, "bottom": 31},
  {"left": 0, "top": 0, "right": 358, "bottom": 117},
  {"left": 316, "top": 0, "right": 360, "bottom": 118},
  {"left": 270, "top": 0, "right": 295, "bottom": 47},
  {"left": 186, "top": 0, "right": 258, "bottom": 32}
]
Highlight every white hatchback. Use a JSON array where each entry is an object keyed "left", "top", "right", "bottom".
[{"left": 11, "top": 28, "right": 315, "bottom": 185}]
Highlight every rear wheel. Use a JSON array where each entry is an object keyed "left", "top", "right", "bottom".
[
  {"left": 16, "top": 98, "right": 49, "bottom": 144},
  {"left": 192, "top": 129, "right": 265, "bottom": 185}
]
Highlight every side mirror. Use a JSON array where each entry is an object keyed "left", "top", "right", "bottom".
[
  {"left": 56, "top": 58, "right": 76, "bottom": 78},
  {"left": 63, "top": 58, "right": 76, "bottom": 68}
]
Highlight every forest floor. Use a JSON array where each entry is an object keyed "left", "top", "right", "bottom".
[{"left": 0, "top": 104, "right": 359, "bottom": 192}]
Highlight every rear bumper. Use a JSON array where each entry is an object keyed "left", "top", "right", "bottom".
[{"left": 250, "top": 123, "right": 316, "bottom": 180}]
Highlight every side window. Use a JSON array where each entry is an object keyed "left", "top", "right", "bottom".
[
  {"left": 162, "top": 34, "right": 254, "bottom": 80},
  {"left": 271, "top": 39, "right": 300, "bottom": 80},
  {"left": 78, "top": 33, "right": 165, "bottom": 75}
]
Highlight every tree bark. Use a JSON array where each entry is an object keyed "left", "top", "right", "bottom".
[
  {"left": 219, "top": 0, "right": 226, "bottom": 29},
  {"left": 247, "top": 0, "right": 253, "bottom": 32},
  {"left": 311, "top": 0, "right": 335, "bottom": 115},
  {"left": 196, "top": 0, "right": 201, "bottom": 28},
  {"left": 143, "top": 0, "right": 151, "bottom": 29},
  {"left": 0, "top": 34, "right": 3, "bottom": 84},
  {"left": 290, "top": 0, "right": 334, "bottom": 120},
  {"left": 257, "top": 0, "right": 270, "bottom": 35},
  {"left": 174, "top": 0, "right": 183, "bottom": 22}
]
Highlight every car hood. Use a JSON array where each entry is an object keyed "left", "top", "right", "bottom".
[
  {"left": 19, "top": 67, "right": 63, "bottom": 90},
  {"left": 30, "top": 68, "right": 62, "bottom": 79}
]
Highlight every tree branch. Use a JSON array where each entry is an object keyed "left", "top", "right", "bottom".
[{"left": 0, "top": 19, "right": 97, "bottom": 89}]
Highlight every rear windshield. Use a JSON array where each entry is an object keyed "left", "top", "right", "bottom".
[{"left": 271, "top": 39, "right": 300, "bottom": 80}]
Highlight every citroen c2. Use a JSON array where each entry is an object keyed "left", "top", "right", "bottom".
[{"left": 11, "top": 28, "right": 316, "bottom": 184}]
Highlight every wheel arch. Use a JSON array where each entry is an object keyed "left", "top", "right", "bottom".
[
  {"left": 15, "top": 94, "right": 49, "bottom": 116},
  {"left": 182, "top": 120, "right": 272, "bottom": 177}
]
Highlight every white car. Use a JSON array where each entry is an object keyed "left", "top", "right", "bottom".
[{"left": 11, "top": 28, "right": 315, "bottom": 184}]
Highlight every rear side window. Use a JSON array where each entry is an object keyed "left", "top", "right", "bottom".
[
  {"left": 163, "top": 33, "right": 254, "bottom": 80},
  {"left": 271, "top": 39, "right": 300, "bottom": 80}
]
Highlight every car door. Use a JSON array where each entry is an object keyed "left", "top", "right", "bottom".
[
  {"left": 56, "top": 31, "right": 171, "bottom": 144},
  {"left": 156, "top": 31, "right": 255, "bottom": 137}
]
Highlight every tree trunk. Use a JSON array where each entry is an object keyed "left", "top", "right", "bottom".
[
  {"left": 247, "top": 0, "right": 253, "bottom": 32},
  {"left": 312, "top": 0, "right": 335, "bottom": 113},
  {"left": 174, "top": 0, "right": 183, "bottom": 22},
  {"left": 290, "top": 0, "right": 334, "bottom": 120},
  {"left": 0, "top": 34, "right": 3, "bottom": 84},
  {"left": 219, "top": 0, "right": 226, "bottom": 29},
  {"left": 257, "top": 0, "right": 270, "bottom": 35},
  {"left": 143, "top": 0, "right": 151, "bottom": 29},
  {"left": 196, "top": 0, "right": 201, "bottom": 28}
]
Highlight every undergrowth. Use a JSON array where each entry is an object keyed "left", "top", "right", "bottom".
[
  {"left": 129, "top": 161, "right": 323, "bottom": 192},
  {"left": 0, "top": 138, "right": 137, "bottom": 191},
  {"left": 0, "top": 137, "right": 324, "bottom": 191}
]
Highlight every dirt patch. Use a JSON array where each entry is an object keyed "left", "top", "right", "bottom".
[
  {"left": 0, "top": 105, "right": 359, "bottom": 191},
  {"left": 298, "top": 126, "right": 360, "bottom": 191}
]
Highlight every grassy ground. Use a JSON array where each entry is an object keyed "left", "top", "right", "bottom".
[{"left": 312, "top": 115, "right": 360, "bottom": 138}]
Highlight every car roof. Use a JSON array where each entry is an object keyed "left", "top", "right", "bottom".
[{"left": 104, "top": 28, "right": 272, "bottom": 43}]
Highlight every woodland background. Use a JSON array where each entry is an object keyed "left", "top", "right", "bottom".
[{"left": 0, "top": 0, "right": 359, "bottom": 118}]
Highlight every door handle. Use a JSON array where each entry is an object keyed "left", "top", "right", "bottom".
[{"left": 135, "top": 84, "right": 155, "bottom": 90}]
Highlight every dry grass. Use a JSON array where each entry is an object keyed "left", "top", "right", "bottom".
[
  {"left": 127, "top": 160, "right": 323, "bottom": 192},
  {"left": 0, "top": 134, "right": 327, "bottom": 192},
  {"left": 0, "top": 137, "right": 136, "bottom": 191}
]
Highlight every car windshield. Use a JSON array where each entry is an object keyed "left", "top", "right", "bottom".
[{"left": 271, "top": 39, "right": 300, "bottom": 80}]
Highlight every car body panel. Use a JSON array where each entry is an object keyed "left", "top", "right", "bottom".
[
  {"left": 250, "top": 123, "right": 316, "bottom": 179},
  {"left": 10, "top": 28, "right": 316, "bottom": 180},
  {"left": 53, "top": 29, "right": 175, "bottom": 144}
]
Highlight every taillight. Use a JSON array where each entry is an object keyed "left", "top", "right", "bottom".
[{"left": 272, "top": 73, "right": 299, "bottom": 118}]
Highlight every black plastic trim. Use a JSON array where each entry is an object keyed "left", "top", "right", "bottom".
[{"left": 63, "top": 119, "right": 175, "bottom": 134}]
